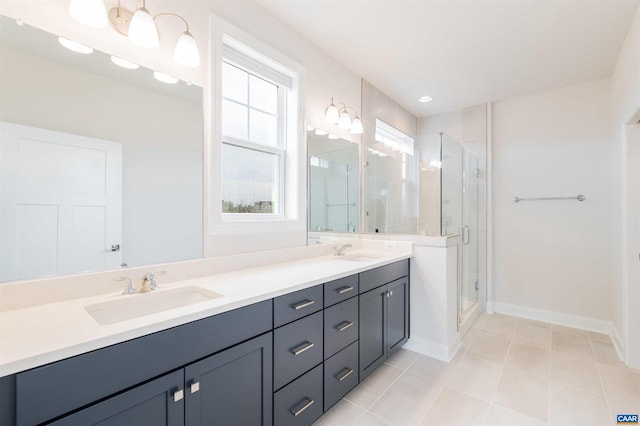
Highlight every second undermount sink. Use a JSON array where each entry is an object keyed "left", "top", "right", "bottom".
[{"left": 86, "top": 286, "right": 222, "bottom": 326}]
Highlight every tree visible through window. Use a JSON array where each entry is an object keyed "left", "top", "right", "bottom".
[{"left": 221, "top": 59, "right": 285, "bottom": 214}]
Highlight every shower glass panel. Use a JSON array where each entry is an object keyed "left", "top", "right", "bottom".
[
  {"left": 461, "top": 151, "right": 480, "bottom": 313},
  {"left": 440, "top": 134, "right": 463, "bottom": 236}
]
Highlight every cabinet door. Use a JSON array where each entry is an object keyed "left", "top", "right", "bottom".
[
  {"left": 50, "top": 370, "right": 184, "bottom": 426},
  {"left": 358, "top": 285, "right": 387, "bottom": 381},
  {"left": 387, "top": 278, "right": 409, "bottom": 354},
  {"left": 184, "top": 332, "right": 272, "bottom": 426}
]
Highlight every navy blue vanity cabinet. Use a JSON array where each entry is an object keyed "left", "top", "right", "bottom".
[
  {"left": 49, "top": 370, "right": 185, "bottom": 426},
  {"left": 358, "top": 260, "right": 410, "bottom": 382},
  {"left": 48, "top": 333, "right": 273, "bottom": 426},
  {"left": 272, "top": 285, "right": 325, "bottom": 426},
  {"left": 184, "top": 332, "right": 273, "bottom": 426},
  {"left": 0, "top": 374, "right": 15, "bottom": 426},
  {"left": 14, "top": 300, "right": 273, "bottom": 426}
]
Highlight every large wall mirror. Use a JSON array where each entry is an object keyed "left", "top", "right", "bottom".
[
  {"left": 307, "top": 129, "right": 359, "bottom": 236},
  {"left": 0, "top": 16, "right": 203, "bottom": 282}
]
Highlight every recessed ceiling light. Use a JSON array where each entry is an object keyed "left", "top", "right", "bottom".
[
  {"left": 110, "top": 56, "right": 140, "bottom": 70},
  {"left": 418, "top": 96, "right": 433, "bottom": 103},
  {"left": 153, "top": 71, "right": 178, "bottom": 84},
  {"left": 58, "top": 37, "right": 93, "bottom": 54}
]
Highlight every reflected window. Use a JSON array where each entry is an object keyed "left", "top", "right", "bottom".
[{"left": 365, "top": 119, "right": 417, "bottom": 234}]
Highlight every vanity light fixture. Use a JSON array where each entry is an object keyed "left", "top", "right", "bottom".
[
  {"left": 418, "top": 95, "right": 433, "bottom": 103},
  {"left": 110, "top": 55, "right": 140, "bottom": 69},
  {"left": 58, "top": 37, "right": 94, "bottom": 54},
  {"left": 69, "top": 0, "right": 200, "bottom": 68},
  {"left": 324, "top": 97, "right": 363, "bottom": 135}
]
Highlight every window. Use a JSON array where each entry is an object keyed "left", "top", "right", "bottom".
[
  {"left": 220, "top": 45, "right": 291, "bottom": 215},
  {"left": 207, "top": 19, "right": 304, "bottom": 252}
]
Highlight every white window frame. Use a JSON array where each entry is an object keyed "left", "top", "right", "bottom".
[
  {"left": 220, "top": 56, "right": 287, "bottom": 216},
  {"left": 206, "top": 15, "right": 306, "bottom": 243}
]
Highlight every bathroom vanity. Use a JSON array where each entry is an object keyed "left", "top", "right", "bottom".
[{"left": 0, "top": 250, "right": 410, "bottom": 426}]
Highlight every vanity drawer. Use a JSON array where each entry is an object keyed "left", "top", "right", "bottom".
[
  {"left": 324, "top": 275, "right": 358, "bottom": 307},
  {"left": 324, "top": 297, "right": 358, "bottom": 359},
  {"left": 274, "top": 285, "right": 323, "bottom": 328},
  {"left": 359, "top": 259, "right": 409, "bottom": 294},
  {"left": 274, "top": 364, "right": 323, "bottom": 426},
  {"left": 324, "top": 341, "right": 358, "bottom": 411},
  {"left": 273, "top": 311, "right": 323, "bottom": 390}
]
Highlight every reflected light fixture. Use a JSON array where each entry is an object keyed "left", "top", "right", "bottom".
[
  {"left": 110, "top": 55, "right": 140, "bottom": 69},
  {"left": 324, "top": 97, "right": 363, "bottom": 135},
  {"left": 418, "top": 95, "right": 433, "bottom": 103},
  {"left": 69, "top": 0, "right": 200, "bottom": 68},
  {"left": 58, "top": 37, "right": 94, "bottom": 54},
  {"left": 153, "top": 71, "right": 178, "bottom": 84}
]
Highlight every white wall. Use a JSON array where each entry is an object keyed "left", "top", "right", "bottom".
[
  {"left": 492, "top": 79, "right": 618, "bottom": 328},
  {"left": 0, "top": 46, "right": 202, "bottom": 269},
  {"left": 611, "top": 5, "right": 640, "bottom": 368}
]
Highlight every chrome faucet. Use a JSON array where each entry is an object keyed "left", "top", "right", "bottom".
[
  {"left": 143, "top": 271, "right": 166, "bottom": 292},
  {"left": 334, "top": 243, "right": 353, "bottom": 256},
  {"left": 114, "top": 276, "right": 136, "bottom": 295}
]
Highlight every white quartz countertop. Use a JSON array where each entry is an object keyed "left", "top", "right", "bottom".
[{"left": 0, "top": 248, "right": 410, "bottom": 377}]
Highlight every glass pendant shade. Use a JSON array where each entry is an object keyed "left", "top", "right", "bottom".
[
  {"left": 69, "top": 0, "right": 108, "bottom": 28},
  {"left": 128, "top": 7, "right": 159, "bottom": 48},
  {"left": 325, "top": 103, "right": 339, "bottom": 124},
  {"left": 174, "top": 31, "right": 200, "bottom": 68},
  {"left": 338, "top": 110, "right": 352, "bottom": 129},
  {"left": 350, "top": 116, "right": 364, "bottom": 134}
]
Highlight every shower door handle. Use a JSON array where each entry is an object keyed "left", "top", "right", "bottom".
[{"left": 462, "top": 225, "right": 470, "bottom": 245}]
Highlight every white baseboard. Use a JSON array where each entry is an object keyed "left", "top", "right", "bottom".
[
  {"left": 610, "top": 325, "right": 624, "bottom": 363},
  {"left": 491, "top": 302, "right": 614, "bottom": 335},
  {"left": 404, "top": 336, "right": 462, "bottom": 363}
]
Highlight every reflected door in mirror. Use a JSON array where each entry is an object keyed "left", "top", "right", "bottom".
[{"left": 0, "top": 122, "right": 122, "bottom": 281}]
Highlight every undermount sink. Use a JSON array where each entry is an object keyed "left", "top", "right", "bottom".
[
  {"left": 85, "top": 286, "right": 222, "bottom": 325},
  {"left": 335, "top": 252, "right": 382, "bottom": 262}
]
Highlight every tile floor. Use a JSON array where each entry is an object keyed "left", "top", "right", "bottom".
[{"left": 315, "top": 313, "right": 640, "bottom": 425}]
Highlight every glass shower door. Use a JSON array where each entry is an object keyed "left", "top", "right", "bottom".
[{"left": 461, "top": 151, "right": 479, "bottom": 315}]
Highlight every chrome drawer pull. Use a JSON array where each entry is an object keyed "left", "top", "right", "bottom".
[
  {"left": 292, "top": 299, "right": 315, "bottom": 310},
  {"left": 173, "top": 389, "right": 184, "bottom": 402},
  {"left": 336, "top": 321, "right": 354, "bottom": 332},
  {"left": 291, "top": 341, "right": 315, "bottom": 355},
  {"left": 336, "top": 368, "right": 354, "bottom": 382},
  {"left": 190, "top": 381, "right": 200, "bottom": 394},
  {"left": 290, "top": 398, "right": 315, "bottom": 417},
  {"left": 337, "top": 286, "right": 354, "bottom": 294}
]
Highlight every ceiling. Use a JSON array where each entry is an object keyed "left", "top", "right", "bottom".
[{"left": 256, "top": 0, "right": 639, "bottom": 117}]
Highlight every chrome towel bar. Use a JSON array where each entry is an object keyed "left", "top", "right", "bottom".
[{"left": 513, "top": 194, "right": 585, "bottom": 203}]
